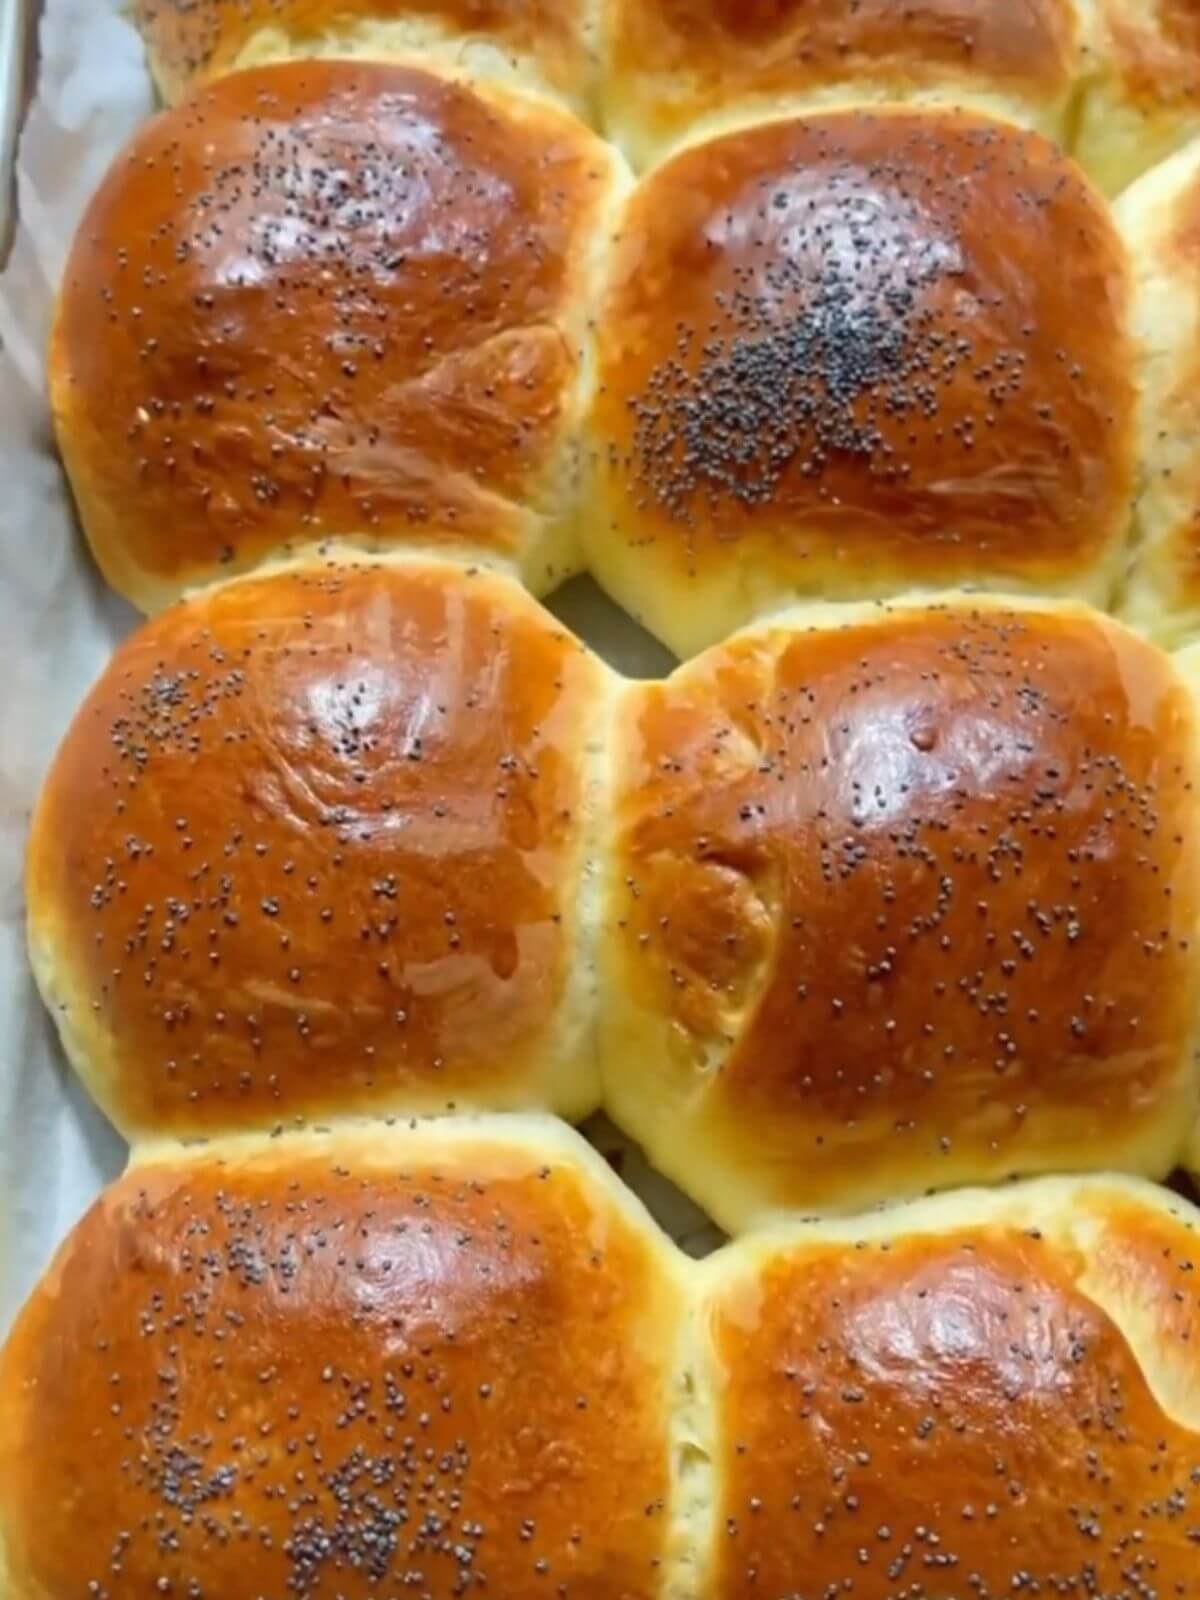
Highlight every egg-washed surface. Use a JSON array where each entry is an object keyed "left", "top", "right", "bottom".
[
  {"left": 601, "top": 597, "right": 1200, "bottom": 1230},
  {"left": 1078, "top": 0, "right": 1200, "bottom": 194},
  {"left": 50, "top": 58, "right": 625, "bottom": 612},
  {"left": 701, "top": 1177, "right": 1200, "bottom": 1600},
  {"left": 125, "top": 0, "right": 1200, "bottom": 203},
  {"left": 602, "top": 0, "right": 1085, "bottom": 168},
  {"left": 133, "top": 0, "right": 596, "bottom": 108},
  {"left": 6, "top": 1147, "right": 1200, "bottom": 1600},
  {"left": 26, "top": 559, "right": 612, "bottom": 1139},
  {"left": 0, "top": 1119, "right": 683, "bottom": 1600},
  {"left": 583, "top": 108, "right": 1136, "bottom": 659}
]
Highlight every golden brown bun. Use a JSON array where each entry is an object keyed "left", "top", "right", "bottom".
[
  {"left": 50, "top": 59, "right": 628, "bottom": 613},
  {"left": 1114, "top": 141, "right": 1200, "bottom": 645},
  {"left": 26, "top": 558, "right": 614, "bottom": 1141},
  {"left": 602, "top": 0, "right": 1087, "bottom": 170},
  {"left": 581, "top": 108, "right": 1137, "bottom": 659},
  {"left": 694, "top": 1175, "right": 1200, "bottom": 1600},
  {"left": 134, "top": 0, "right": 597, "bottom": 112},
  {"left": 0, "top": 1116, "right": 686, "bottom": 1600},
  {"left": 10, "top": 1155, "right": 1199, "bottom": 1600},
  {"left": 599, "top": 594, "right": 1200, "bottom": 1232},
  {"left": 1077, "top": 0, "right": 1200, "bottom": 194}
]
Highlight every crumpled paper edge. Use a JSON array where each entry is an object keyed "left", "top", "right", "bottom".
[{"left": 0, "top": 0, "right": 149, "bottom": 1333}]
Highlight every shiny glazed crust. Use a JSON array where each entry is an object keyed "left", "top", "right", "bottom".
[
  {"left": 5, "top": 1157, "right": 1200, "bottom": 1600},
  {"left": 26, "top": 558, "right": 615, "bottom": 1139},
  {"left": 599, "top": 594, "right": 1200, "bottom": 1229},
  {"left": 134, "top": 0, "right": 598, "bottom": 111},
  {"left": 696, "top": 1175, "right": 1200, "bottom": 1600},
  {"left": 581, "top": 108, "right": 1136, "bottom": 658},
  {"left": 0, "top": 1117, "right": 687, "bottom": 1600},
  {"left": 602, "top": 0, "right": 1086, "bottom": 168},
  {"left": 17, "top": 23, "right": 1200, "bottom": 1595},
  {"left": 50, "top": 59, "right": 627, "bottom": 612}
]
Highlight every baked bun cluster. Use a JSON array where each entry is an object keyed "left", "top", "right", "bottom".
[
  {"left": 5, "top": 1128, "right": 1200, "bottom": 1600},
  {"left": 128, "top": 0, "right": 1200, "bottom": 192},
  {"left": 15, "top": 5, "right": 1200, "bottom": 1594},
  {"left": 27, "top": 579, "right": 1200, "bottom": 1224},
  {"left": 49, "top": 20, "right": 1200, "bottom": 656}
]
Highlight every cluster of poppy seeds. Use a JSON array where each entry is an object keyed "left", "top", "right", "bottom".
[
  {"left": 23, "top": 21, "right": 1200, "bottom": 1600},
  {"left": 29, "top": 1155, "right": 667, "bottom": 1600},
  {"left": 13, "top": 1145, "right": 1200, "bottom": 1600},
  {"left": 616, "top": 606, "right": 1196, "bottom": 1156},
  {"left": 617, "top": 117, "right": 1116, "bottom": 546},
  {"left": 44, "top": 564, "right": 598, "bottom": 1130},
  {"left": 628, "top": 214, "right": 974, "bottom": 520}
]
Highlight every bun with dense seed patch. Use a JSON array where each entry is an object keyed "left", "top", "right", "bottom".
[
  {"left": 0, "top": 1117, "right": 686, "bottom": 1600},
  {"left": 580, "top": 107, "right": 1137, "bottom": 659}
]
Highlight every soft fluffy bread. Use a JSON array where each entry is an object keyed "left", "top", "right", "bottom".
[
  {"left": 1114, "top": 138, "right": 1200, "bottom": 645},
  {"left": 8, "top": 1159, "right": 1200, "bottom": 1600},
  {"left": 133, "top": 0, "right": 598, "bottom": 112},
  {"left": 1077, "top": 0, "right": 1200, "bottom": 195},
  {"left": 693, "top": 1174, "right": 1200, "bottom": 1600},
  {"left": 599, "top": 593, "right": 1200, "bottom": 1231},
  {"left": 0, "top": 1115, "right": 686, "bottom": 1600},
  {"left": 581, "top": 106, "right": 1137, "bottom": 658},
  {"left": 26, "top": 557, "right": 616, "bottom": 1140},
  {"left": 601, "top": 0, "right": 1088, "bottom": 171},
  {"left": 50, "top": 59, "right": 628, "bottom": 612}
]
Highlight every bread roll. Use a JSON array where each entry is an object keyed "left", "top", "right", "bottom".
[
  {"left": 1077, "top": 0, "right": 1200, "bottom": 195},
  {"left": 694, "top": 1175, "right": 1200, "bottom": 1600},
  {"left": 50, "top": 59, "right": 628, "bottom": 613},
  {"left": 133, "top": 0, "right": 597, "bottom": 112},
  {"left": 581, "top": 107, "right": 1136, "bottom": 659},
  {"left": 602, "top": 0, "right": 1088, "bottom": 171},
  {"left": 599, "top": 594, "right": 1200, "bottom": 1231},
  {"left": 8, "top": 1150, "right": 1200, "bottom": 1600},
  {"left": 1113, "top": 139, "right": 1200, "bottom": 646},
  {"left": 0, "top": 1115, "right": 685, "bottom": 1600},
  {"left": 26, "top": 558, "right": 614, "bottom": 1140}
]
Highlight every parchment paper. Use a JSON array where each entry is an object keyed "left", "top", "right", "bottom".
[
  {"left": 0, "top": 0, "right": 707, "bottom": 1338},
  {"left": 0, "top": 0, "right": 149, "bottom": 1333}
]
